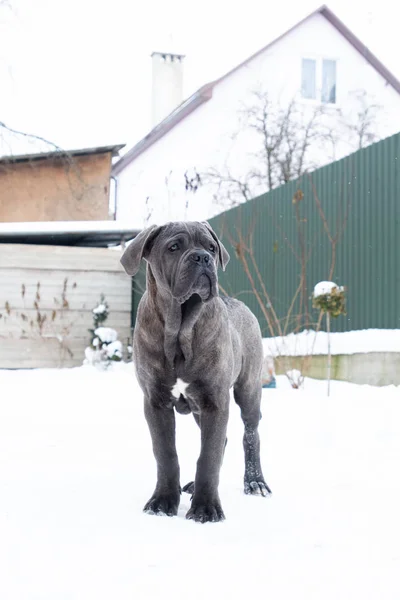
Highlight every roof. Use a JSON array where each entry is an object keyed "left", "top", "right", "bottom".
[
  {"left": 112, "top": 4, "right": 400, "bottom": 175},
  {"left": 0, "top": 221, "right": 140, "bottom": 248},
  {"left": 0, "top": 144, "right": 125, "bottom": 165},
  {"left": 112, "top": 85, "right": 213, "bottom": 175}
]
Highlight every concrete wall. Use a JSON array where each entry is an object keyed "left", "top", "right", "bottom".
[
  {"left": 274, "top": 353, "right": 400, "bottom": 386},
  {"left": 0, "top": 153, "right": 112, "bottom": 222},
  {"left": 116, "top": 12, "right": 400, "bottom": 227},
  {"left": 0, "top": 244, "right": 131, "bottom": 368}
]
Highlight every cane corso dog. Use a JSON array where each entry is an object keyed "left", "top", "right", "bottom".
[{"left": 120, "top": 221, "right": 271, "bottom": 523}]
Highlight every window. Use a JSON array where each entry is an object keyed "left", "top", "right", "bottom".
[
  {"left": 301, "top": 58, "right": 316, "bottom": 100},
  {"left": 322, "top": 59, "right": 336, "bottom": 104},
  {"left": 301, "top": 58, "right": 337, "bottom": 104}
]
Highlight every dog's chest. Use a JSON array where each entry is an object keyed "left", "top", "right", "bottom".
[
  {"left": 171, "top": 378, "right": 189, "bottom": 399},
  {"left": 170, "top": 376, "right": 200, "bottom": 414}
]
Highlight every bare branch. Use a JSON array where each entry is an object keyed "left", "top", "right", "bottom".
[
  {"left": 0, "top": 121, "right": 61, "bottom": 154},
  {"left": 342, "top": 90, "right": 383, "bottom": 150},
  {"left": 202, "top": 87, "right": 381, "bottom": 211},
  {"left": 0, "top": 121, "right": 101, "bottom": 205}
]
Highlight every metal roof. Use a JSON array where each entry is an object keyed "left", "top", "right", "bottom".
[
  {"left": 0, "top": 144, "right": 125, "bottom": 165},
  {"left": 0, "top": 221, "right": 140, "bottom": 248},
  {"left": 112, "top": 5, "right": 400, "bottom": 175}
]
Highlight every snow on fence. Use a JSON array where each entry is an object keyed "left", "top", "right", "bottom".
[{"left": 0, "top": 244, "right": 131, "bottom": 368}]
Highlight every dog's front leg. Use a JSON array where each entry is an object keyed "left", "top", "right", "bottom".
[
  {"left": 186, "top": 402, "right": 229, "bottom": 523},
  {"left": 143, "top": 399, "right": 180, "bottom": 517}
]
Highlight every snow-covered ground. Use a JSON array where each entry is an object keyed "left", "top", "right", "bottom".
[
  {"left": 0, "top": 364, "right": 399, "bottom": 600},
  {"left": 263, "top": 328, "right": 400, "bottom": 357}
]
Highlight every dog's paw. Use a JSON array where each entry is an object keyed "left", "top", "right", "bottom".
[
  {"left": 143, "top": 492, "right": 180, "bottom": 517},
  {"left": 244, "top": 479, "right": 272, "bottom": 497},
  {"left": 182, "top": 481, "right": 195, "bottom": 496},
  {"left": 186, "top": 500, "right": 225, "bottom": 523}
]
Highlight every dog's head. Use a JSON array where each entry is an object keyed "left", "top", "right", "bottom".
[{"left": 120, "top": 221, "right": 230, "bottom": 303}]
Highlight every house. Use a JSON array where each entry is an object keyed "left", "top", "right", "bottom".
[
  {"left": 112, "top": 5, "right": 400, "bottom": 226},
  {"left": 0, "top": 144, "right": 124, "bottom": 223}
]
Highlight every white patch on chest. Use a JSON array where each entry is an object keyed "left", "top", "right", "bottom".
[{"left": 171, "top": 378, "right": 189, "bottom": 399}]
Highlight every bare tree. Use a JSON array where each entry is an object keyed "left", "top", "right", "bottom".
[
  {"left": 201, "top": 90, "right": 337, "bottom": 209},
  {"left": 342, "top": 90, "right": 383, "bottom": 150},
  {"left": 216, "top": 167, "right": 352, "bottom": 387},
  {"left": 243, "top": 93, "right": 333, "bottom": 189},
  {"left": 0, "top": 121, "right": 61, "bottom": 155},
  {"left": 201, "top": 88, "right": 381, "bottom": 210},
  {"left": 0, "top": 121, "right": 101, "bottom": 209}
]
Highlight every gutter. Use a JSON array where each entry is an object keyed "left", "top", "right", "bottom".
[{"left": 110, "top": 175, "right": 118, "bottom": 220}]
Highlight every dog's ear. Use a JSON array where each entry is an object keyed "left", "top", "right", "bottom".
[
  {"left": 202, "top": 221, "right": 230, "bottom": 271},
  {"left": 120, "top": 225, "right": 162, "bottom": 276}
]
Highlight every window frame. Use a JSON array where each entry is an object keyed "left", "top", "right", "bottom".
[{"left": 300, "top": 56, "right": 339, "bottom": 107}]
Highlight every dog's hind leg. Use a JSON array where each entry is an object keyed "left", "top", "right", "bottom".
[{"left": 233, "top": 380, "right": 271, "bottom": 497}]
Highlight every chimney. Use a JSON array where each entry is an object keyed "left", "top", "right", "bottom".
[{"left": 151, "top": 52, "right": 185, "bottom": 128}]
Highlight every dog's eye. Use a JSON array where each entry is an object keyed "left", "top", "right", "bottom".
[
  {"left": 169, "top": 243, "right": 179, "bottom": 252},
  {"left": 209, "top": 244, "right": 216, "bottom": 253}
]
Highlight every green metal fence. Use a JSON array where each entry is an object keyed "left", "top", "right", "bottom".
[
  {"left": 131, "top": 133, "right": 400, "bottom": 334},
  {"left": 208, "top": 132, "right": 400, "bottom": 334}
]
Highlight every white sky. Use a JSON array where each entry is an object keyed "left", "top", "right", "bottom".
[{"left": 0, "top": 0, "right": 397, "bottom": 155}]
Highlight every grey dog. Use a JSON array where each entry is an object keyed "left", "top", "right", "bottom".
[{"left": 120, "top": 221, "right": 271, "bottom": 523}]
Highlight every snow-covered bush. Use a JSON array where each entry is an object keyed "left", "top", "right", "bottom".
[
  {"left": 312, "top": 281, "right": 346, "bottom": 396},
  {"left": 84, "top": 297, "right": 123, "bottom": 369},
  {"left": 312, "top": 281, "right": 346, "bottom": 317},
  {"left": 286, "top": 369, "right": 304, "bottom": 389},
  {"left": 127, "top": 344, "right": 133, "bottom": 362},
  {"left": 94, "top": 327, "right": 118, "bottom": 344},
  {"left": 88, "top": 294, "right": 109, "bottom": 344}
]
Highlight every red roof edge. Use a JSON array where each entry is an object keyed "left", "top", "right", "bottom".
[{"left": 320, "top": 6, "right": 400, "bottom": 94}]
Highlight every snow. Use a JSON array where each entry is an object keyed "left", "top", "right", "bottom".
[
  {"left": 286, "top": 368, "right": 304, "bottom": 388},
  {"left": 313, "top": 280, "right": 344, "bottom": 297},
  {"left": 106, "top": 340, "right": 123, "bottom": 358},
  {"left": 0, "top": 365, "right": 399, "bottom": 600},
  {"left": 263, "top": 328, "right": 400, "bottom": 357},
  {"left": 94, "top": 326, "right": 118, "bottom": 344},
  {"left": 92, "top": 303, "right": 107, "bottom": 315},
  {"left": 84, "top": 339, "right": 123, "bottom": 368}
]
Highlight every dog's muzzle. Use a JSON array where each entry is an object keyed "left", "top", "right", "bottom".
[
  {"left": 173, "top": 250, "right": 218, "bottom": 304},
  {"left": 188, "top": 250, "right": 211, "bottom": 266}
]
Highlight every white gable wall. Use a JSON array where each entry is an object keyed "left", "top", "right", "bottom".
[{"left": 116, "top": 13, "right": 400, "bottom": 227}]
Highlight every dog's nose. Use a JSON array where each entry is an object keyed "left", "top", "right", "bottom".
[{"left": 189, "top": 250, "right": 211, "bottom": 265}]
